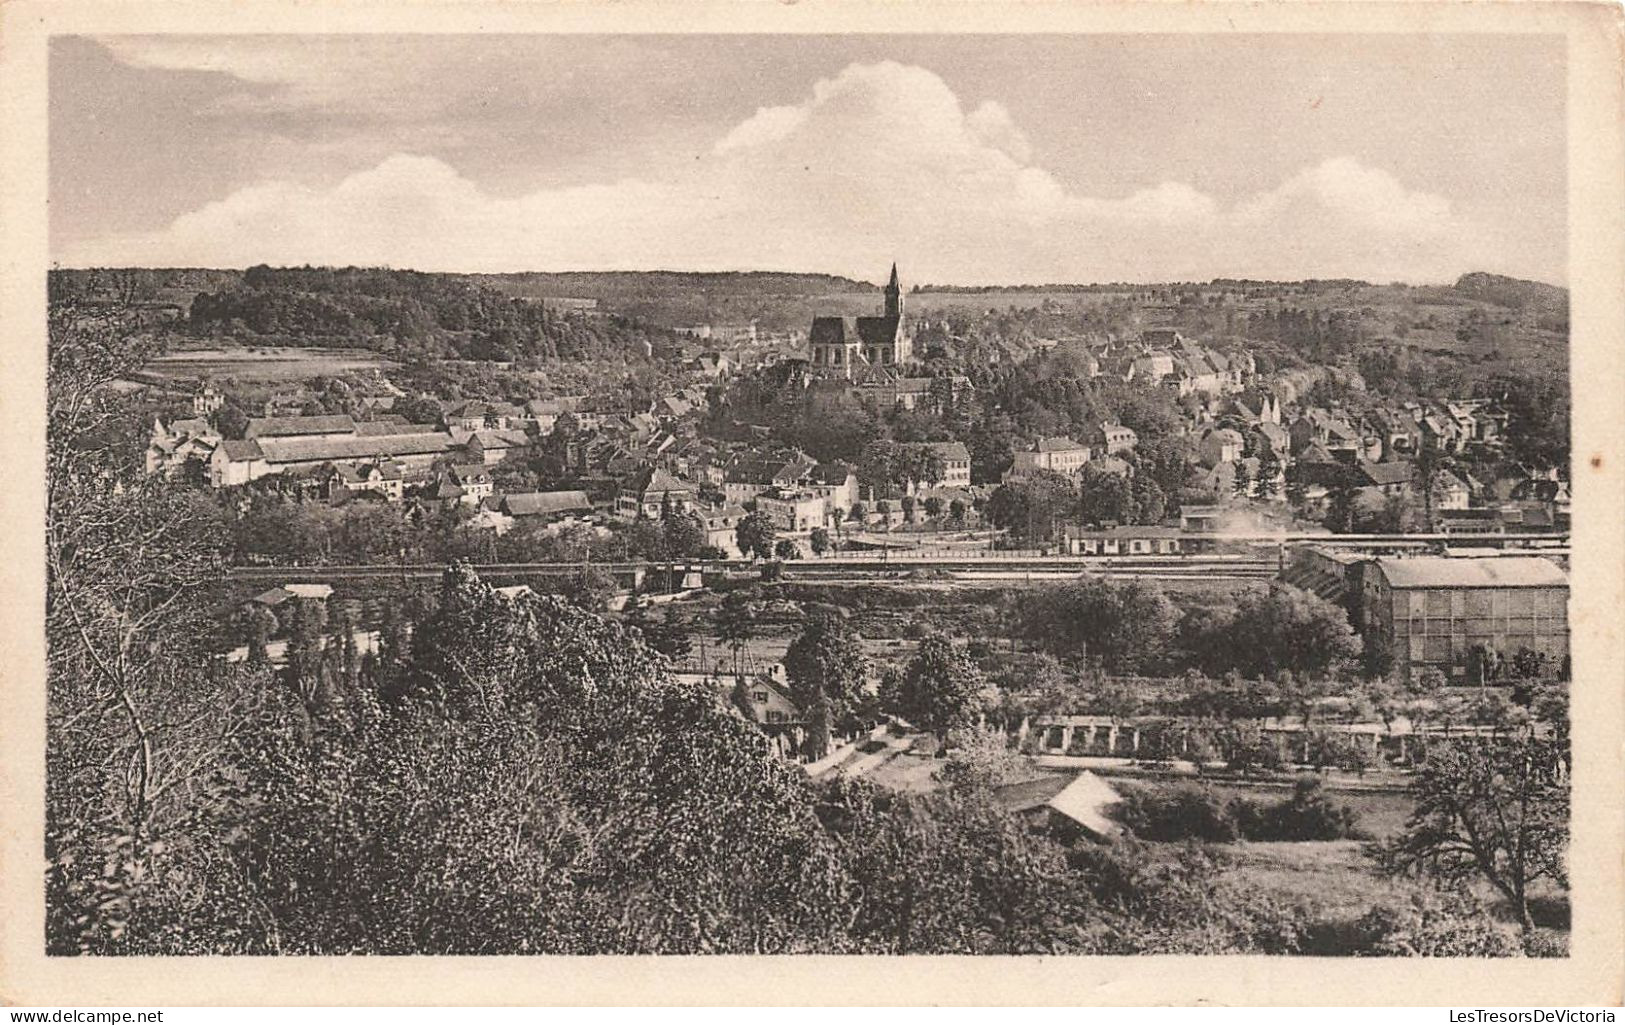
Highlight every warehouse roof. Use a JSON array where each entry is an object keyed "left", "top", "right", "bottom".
[
  {"left": 245, "top": 414, "right": 356, "bottom": 439},
  {"left": 501, "top": 490, "right": 593, "bottom": 517},
  {"left": 255, "top": 432, "right": 457, "bottom": 464},
  {"left": 1374, "top": 556, "right": 1567, "bottom": 589}
]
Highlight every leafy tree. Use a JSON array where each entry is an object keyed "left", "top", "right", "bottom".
[
  {"left": 1130, "top": 476, "right": 1167, "bottom": 525},
  {"left": 1511, "top": 647, "right": 1549, "bottom": 680},
  {"left": 661, "top": 512, "right": 708, "bottom": 560},
  {"left": 214, "top": 403, "right": 250, "bottom": 440},
  {"left": 45, "top": 300, "right": 272, "bottom": 952},
  {"left": 773, "top": 538, "right": 799, "bottom": 561},
  {"left": 1324, "top": 482, "right": 1357, "bottom": 533},
  {"left": 1017, "top": 577, "right": 1177, "bottom": 674},
  {"left": 1185, "top": 585, "right": 1360, "bottom": 679},
  {"left": 1377, "top": 733, "right": 1569, "bottom": 932},
  {"left": 986, "top": 471, "right": 1076, "bottom": 542},
  {"left": 626, "top": 606, "right": 694, "bottom": 663},
  {"left": 244, "top": 605, "right": 277, "bottom": 665},
  {"left": 809, "top": 527, "right": 832, "bottom": 556},
  {"left": 936, "top": 726, "right": 1030, "bottom": 794},
  {"left": 735, "top": 510, "right": 776, "bottom": 561},
  {"left": 390, "top": 563, "right": 538, "bottom": 717},
  {"left": 888, "top": 635, "right": 988, "bottom": 742},
  {"left": 1346, "top": 891, "right": 1523, "bottom": 957},
  {"left": 561, "top": 564, "right": 617, "bottom": 613},
  {"left": 393, "top": 392, "right": 446, "bottom": 425},
  {"left": 1076, "top": 466, "right": 1134, "bottom": 526},
  {"left": 1230, "top": 460, "right": 1253, "bottom": 500},
  {"left": 784, "top": 613, "right": 871, "bottom": 759},
  {"left": 1256, "top": 452, "right": 1283, "bottom": 498},
  {"left": 283, "top": 598, "right": 330, "bottom": 707},
  {"left": 816, "top": 779, "right": 1076, "bottom": 954},
  {"left": 715, "top": 590, "right": 757, "bottom": 678}
]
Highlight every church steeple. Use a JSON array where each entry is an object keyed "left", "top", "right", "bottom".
[{"left": 883, "top": 262, "right": 902, "bottom": 319}]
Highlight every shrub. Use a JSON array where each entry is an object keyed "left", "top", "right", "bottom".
[
  {"left": 1114, "top": 784, "right": 1239, "bottom": 842},
  {"left": 1232, "top": 779, "right": 1366, "bottom": 841},
  {"left": 1340, "top": 891, "right": 1522, "bottom": 957},
  {"left": 1226, "top": 736, "right": 1284, "bottom": 774},
  {"left": 1115, "top": 780, "right": 1365, "bottom": 843}
]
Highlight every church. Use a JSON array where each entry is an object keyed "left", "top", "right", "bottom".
[{"left": 807, "top": 263, "right": 914, "bottom": 379}]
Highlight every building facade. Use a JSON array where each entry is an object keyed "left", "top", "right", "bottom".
[
  {"left": 1360, "top": 556, "right": 1569, "bottom": 685},
  {"left": 1008, "top": 436, "right": 1092, "bottom": 480}
]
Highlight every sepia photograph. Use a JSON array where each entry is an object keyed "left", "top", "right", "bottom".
[{"left": 4, "top": 0, "right": 1624, "bottom": 1008}]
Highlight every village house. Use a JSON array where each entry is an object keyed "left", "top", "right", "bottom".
[
  {"left": 515, "top": 396, "right": 582, "bottom": 433},
  {"left": 145, "top": 417, "right": 221, "bottom": 477},
  {"left": 1354, "top": 459, "right": 1416, "bottom": 497},
  {"left": 1130, "top": 350, "right": 1175, "bottom": 383},
  {"left": 616, "top": 466, "right": 697, "bottom": 521},
  {"left": 323, "top": 459, "right": 405, "bottom": 502},
  {"left": 1289, "top": 410, "right": 1363, "bottom": 462},
  {"left": 463, "top": 429, "right": 531, "bottom": 465},
  {"left": 1088, "top": 421, "right": 1139, "bottom": 456},
  {"left": 1367, "top": 408, "right": 1421, "bottom": 457},
  {"left": 1250, "top": 420, "right": 1291, "bottom": 459},
  {"left": 497, "top": 490, "right": 595, "bottom": 526},
  {"left": 440, "top": 399, "right": 504, "bottom": 432},
  {"left": 755, "top": 488, "right": 827, "bottom": 533},
  {"left": 192, "top": 381, "right": 224, "bottom": 417},
  {"left": 1233, "top": 392, "right": 1282, "bottom": 426},
  {"left": 905, "top": 441, "right": 972, "bottom": 489},
  {"left": 698, "top": 503, "right": 747, "bottom": 557},
  {"left": 1419, "top": 410, "right": 1468, "bottom": 454},
  {"left": 722, "top": 453, "right": 817, "bottom": 506},
  {"left": 245, "top": 582, "right": 334, "bottom": 616},
  {"left": 1432, "top": 470, "right": 1472, "bottom": 511},
  {"left": 448, "top": 464, "right": 495, "bottom": 504},
  {"left": 734, "top": 672, "right": 808, "bottom": 759},
  {"left": 1197, "top": 427, "right": 1245, "bottom": 469},
  {"left": 1007, "top": 436, "right": 1092, "bottom": 481},
  {"left": 807, "top": 462, "right": 861, "bottom": 515}
]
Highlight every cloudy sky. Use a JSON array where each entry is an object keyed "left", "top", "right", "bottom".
[{"left": 50, "top": 34, "right": 1565, "bottom": 285}]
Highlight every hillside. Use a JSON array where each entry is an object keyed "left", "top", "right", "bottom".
[
  {"left": 1453, "top": 272, "right": 1568, "bottom": 317},
  {"left": 47, "top": 266, "right": 1570, "bottom": 383},
  {"left": 471, "top": 270, "right": 874, "bottom": 299}
]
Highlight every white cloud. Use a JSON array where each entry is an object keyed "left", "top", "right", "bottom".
[
  {"left": 965, "top": 101, "right": 1032, "bottom": 164},
  {"left": 714, "top": 104, "right": 807, "bottom": 154},
  {"left": 66, "top": 60, "right": 1491, "bottom": 283}
]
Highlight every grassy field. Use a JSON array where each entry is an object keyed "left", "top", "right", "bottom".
[{"left": 1209, "top": 840, "right": 1398, "bottom": 916}]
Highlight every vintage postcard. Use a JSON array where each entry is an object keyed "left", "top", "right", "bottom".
[{"left": 1, "top": 0, "right": 1621, "bottom": 1007}]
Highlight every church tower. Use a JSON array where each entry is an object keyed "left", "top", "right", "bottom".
[{"left": 883, "top": 262, "right": 903, "bottom": 320}]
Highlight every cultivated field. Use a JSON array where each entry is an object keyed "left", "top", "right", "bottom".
[{"left": 139, "top": 345, "right": 399, "bottom": 383}]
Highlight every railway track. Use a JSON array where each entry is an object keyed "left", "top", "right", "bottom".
[{"left": 226, "top": 554, "right": 1286, "bottom": 586}]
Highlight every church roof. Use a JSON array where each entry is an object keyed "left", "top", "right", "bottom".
[{"left": 810, "top": 315, "right": 901, "bottom": 347}]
